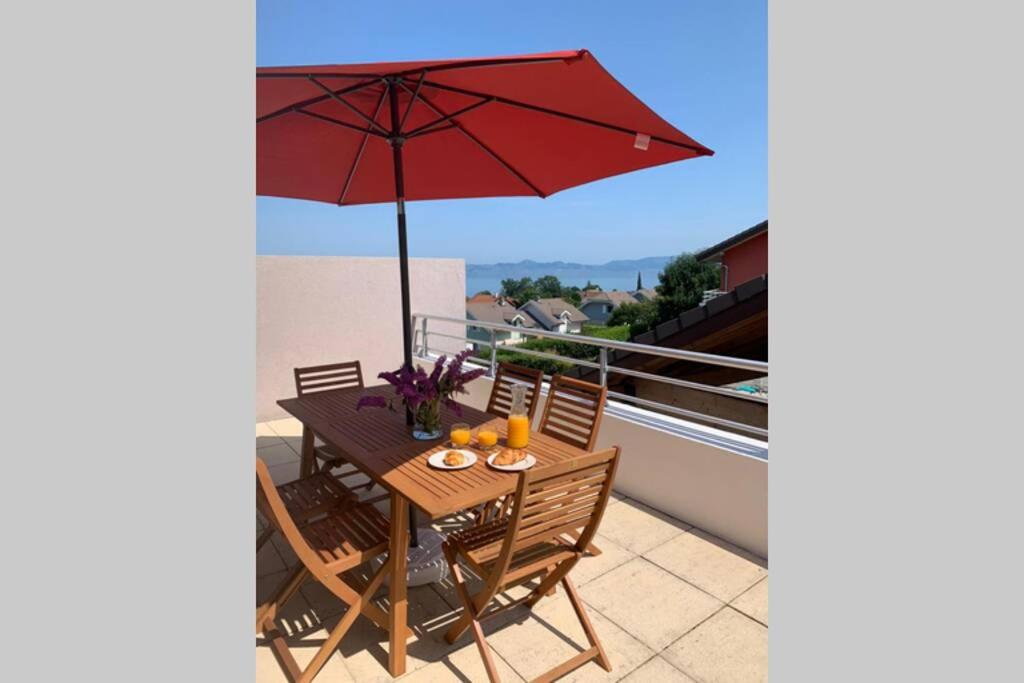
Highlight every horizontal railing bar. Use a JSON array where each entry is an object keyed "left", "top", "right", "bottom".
[
  {"left": 607, "top": 390, "right": 769, "bottom": 438},
  {"left": 607, "top": 366, "right": 768, "bottom": 404},
  {"left": 484, "top": 345, "right": 601, "bottom": 369},
  {"left": 415, "top": 313, "right": 767, "bottom": 373}
]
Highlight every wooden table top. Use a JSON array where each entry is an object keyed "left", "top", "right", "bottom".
[{"left": 278, "top": 384, "right": 588, "bottom": 519}]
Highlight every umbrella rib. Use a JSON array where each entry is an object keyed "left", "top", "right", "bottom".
[
  {"left": 393, "top": 54, "right": 581, "bottom": 78},
  {"left": 257, "top": 78, "right": 381, "bottom": 124},
  {"left": 294, "top": 109, "right": 389, "bottom": 138},
  {"left": 338, "top": 85, "right": 389, "bottom": 205},
  {"left": 404, "top": 98, "right": 493, "bottom": 138},
  {"left": 419, "top": 79, "right": 712, "bottom": 155},
  {"left": 400, "top": 82, "right": 546, "bottom": 198},
  {"left": 307, "top": 76, "right": 390, "bottom": 135},
  {"left": 398, "top": 71, "right": 426, "bottom": 134}
]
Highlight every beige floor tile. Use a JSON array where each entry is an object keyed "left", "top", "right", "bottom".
[
  {"left": 256, "top": 434, "right": 286, "bottom": 450},
  {"left": 572, "top": 534, "right": 637, "bottom": 587},
  {"left": 257, "top": 422, "right": 278, "bottom": 438},
  {"left": 329, "top": 583, "right": 467, "bottom": 682},
  {"left": 257, "top": 442, "right": 300, "bottom": 467},
  {"left": 485, "top": 592, "right": 654, "bottom": 682},
  {"left": 256, "top": 632, "right": 356, "bottom": 683},
  {"left": 257, "top": 542, "right": 287, "bottom": 577},
  {"left": 266, "top": 417, "right": 305, "bottom": 437},
  {"left": 267, "top": 460, "right": 301, "bottom": 485},
  {"left": 662, "top": 608, "right": 767, "bottom": 683},
  {"left": 621, "top": 656, "right": 697, "bottom": 682},
  {"left": 397, "top": 638, "right": 524, "bottom": 683},
  {"left": 730, "top": 577, "right": 767, "bottom": 626},
  {"left": 644, "top": 529, "right": 768, "bottom": 602},
  {"left": 597, "top": 500, "right": 690, "bottom": 555},
  {"left": 257, "top": 571, "right": 318, "bottom": 638},
  {"left": 580, "top": 558, "right": 722, "bottom": 651}
]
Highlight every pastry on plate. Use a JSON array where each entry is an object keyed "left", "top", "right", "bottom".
[
  {"left": 493, "top": 448, "right": 526, "bottom": 466},
  {"left": 443, "top": 450, "right": 466, "bottom": 467}
]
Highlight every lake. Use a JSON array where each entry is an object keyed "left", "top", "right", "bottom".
[{"left": 466, "top": 268, "right": 666, "bottom": 297}]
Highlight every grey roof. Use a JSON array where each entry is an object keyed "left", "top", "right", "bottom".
[
  {"left": 519, "top": 298, "right": 588, "bottom": 329},
  {"left": 695, "top": 220, "right": 768, "bottom": 262},
  {"left": 581, "top": 290, "right": 639, "bottom": 307},
  {"left": 466, "top": 302, "right": 536, "bottom": 327},
  {"left": 631, "top": 288, "right": 659, "bottom": 300}
]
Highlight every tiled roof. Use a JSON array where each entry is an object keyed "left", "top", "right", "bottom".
[
  {"left": 466, "top": 301, "right": 536, "bottom": 327},
  {"left": 695, "top": 220, "right": 768, "bottom": 262}
]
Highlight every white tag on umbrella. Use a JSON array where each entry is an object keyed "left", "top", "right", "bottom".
[{"left": 634, "top": 133, "right": 651, "bottom": 151}]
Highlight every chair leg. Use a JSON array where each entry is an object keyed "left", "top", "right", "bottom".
[
  {"left": 525, "top": 556, "right": 579, "bottom": 608},
  {"left": 565, "top": 529, "right": 603, "bottom": 556},
  {"left": 562, "top": 575, "right": 612, "bottom": 672},
  {"left": 295, "top": 558, "right": 391, "bottom": 683},
  {"left": 443, "top": 547, "right": 502, "bottom": 682}
]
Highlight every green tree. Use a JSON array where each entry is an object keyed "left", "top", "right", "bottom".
[
  {"left": 561, "top": 286, "right": 582, "bottom": 307},
  {"left": 534, "top": 275, "right": 563, "bottom": 299},
  {"left": 607, "top": 299, "right": 660, "bottom": 336},
  {"left": 655, "top": 254, "right": 720, "bottom": 321},
  {"left": 499, "top": 277, "right": 536, "bottom": 303}
]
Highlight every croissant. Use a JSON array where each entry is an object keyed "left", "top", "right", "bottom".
[
  {"left": 494, "top": 448, "right": 526, "bottom": 466},
  {"left": 443, "top": 450, "right": 465, "bottom": 467}
]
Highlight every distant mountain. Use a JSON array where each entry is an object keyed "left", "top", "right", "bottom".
[{"left": 466, "top": 256, "right": 673, "bottom": 278}]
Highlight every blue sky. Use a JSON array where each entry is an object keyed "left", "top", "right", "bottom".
[{"left": 257, "top": 0, "right": 766, "bottom": 264}]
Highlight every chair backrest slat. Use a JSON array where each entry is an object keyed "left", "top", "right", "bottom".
[
  {"left": 485, "top": 362, "right": 544, "bottom": 420},
  {"left": 489, "top": 447, "right": 620, "bottom": 580},
  {"left": 294, "top": 361, "right": 364, "bottom": 396},
  {"left": 537, "top": 375, "right": 607, "bottom": 451}
]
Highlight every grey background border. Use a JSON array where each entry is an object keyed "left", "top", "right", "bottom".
[
  {"left": 2, "top": 1, "right": 254, "bottom": 679},
  {"left": 1, "top": 1, "right": 1022, "bottom": 680}
]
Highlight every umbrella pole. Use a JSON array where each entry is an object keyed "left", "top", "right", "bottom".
[{"left": 389, "top": 78, "right": 419, "bottom": 548}]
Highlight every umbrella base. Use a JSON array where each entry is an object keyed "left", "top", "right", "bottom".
[{"left": 376, "top": 528, "right": 449, "bottom": 587}]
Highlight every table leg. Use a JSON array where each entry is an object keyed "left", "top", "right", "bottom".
[
  {"left": 300, "top": 425, "right": 316, "bottom": 477},
  {"left": 388, "top": 492, "right": 410, "bottom": 677}
]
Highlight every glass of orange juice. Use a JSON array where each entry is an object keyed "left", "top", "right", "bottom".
[
  {"left": 450, "top": 423, "right": 471, "bottom": 448},
  {"left": 476, "top": 426, "right": 499, "bottom": 451}
]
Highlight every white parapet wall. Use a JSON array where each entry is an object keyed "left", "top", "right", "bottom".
[
  {"left": 423, "top": 366, "right": 769, "bottom": 559},
  {"left": 257, "top": 256, "right": 465, "bottom": 421}
]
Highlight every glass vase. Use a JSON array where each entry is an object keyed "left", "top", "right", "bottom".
[{"left": 412, "top": 398, "right": 443, "bottom": 440}]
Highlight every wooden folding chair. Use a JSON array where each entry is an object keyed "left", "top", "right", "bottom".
[
  {"left": 485, "top": 362, "right": 544, "bottom": 420},
  {"left": 256, "top": 470, "right": 353, "bottom": 552},
  {"left": 256, "top": 458, "right": 395, "bottom": 683},
  {"left": 537, "top": 374, "right": 607, "bottom": 452},
  {"left": 294, "top": 361, "right": 378, "bottom": 498},
  {"left": 443, "top": 447, "right": 621, "bottom": 683}
]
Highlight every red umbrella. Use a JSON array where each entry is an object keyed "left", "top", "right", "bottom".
[
  {"left": 258, "top": 51, "right": 711, "bottom": 544},
  {"left": 258, "top": 49, "right": 712, "bottom": 378}
]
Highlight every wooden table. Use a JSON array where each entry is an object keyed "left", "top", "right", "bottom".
[{"left": 278, "top": 384, "right": 588, "bottom": 678}]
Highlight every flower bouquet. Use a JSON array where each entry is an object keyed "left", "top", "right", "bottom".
[{"left": 356, "top": 350, "right": 487, "bottom": 440}]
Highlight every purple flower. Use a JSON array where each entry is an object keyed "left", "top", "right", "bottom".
[
  {"left": 356, "top": 395, "right": 388, "bottom": 410},
  {"left": 361, "top": 353, "right": 485, "bottom": 416}
]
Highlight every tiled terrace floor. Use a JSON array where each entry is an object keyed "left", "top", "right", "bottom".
[{"left": 257, "top": 418, "right": 768, "bottom": 682}]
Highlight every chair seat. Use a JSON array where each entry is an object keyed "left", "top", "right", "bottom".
[
  {"left": 450, "top": 518, "right": 576, "bottom": 584},
  {"left": 276, "top": 472, "right": 352, "bottom": 522},
  {"left": 301, "top": 501, "right": 391, "bottom": 570}
]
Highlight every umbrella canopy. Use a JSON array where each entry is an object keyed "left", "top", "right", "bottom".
[{"left": 257, "top": 49, "right": 712, "bottom": 206}]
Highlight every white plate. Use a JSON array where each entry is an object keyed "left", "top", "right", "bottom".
[
  {"left": 427, "top": 449, "right": 477, "bottom": 470},
  {"left": 486, "top": 452, "right": 537, "bottom": 472}
]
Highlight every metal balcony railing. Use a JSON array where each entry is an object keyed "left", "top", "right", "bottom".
[{"left": 412, "top": 313, "right": 768, "bottom": 439}]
